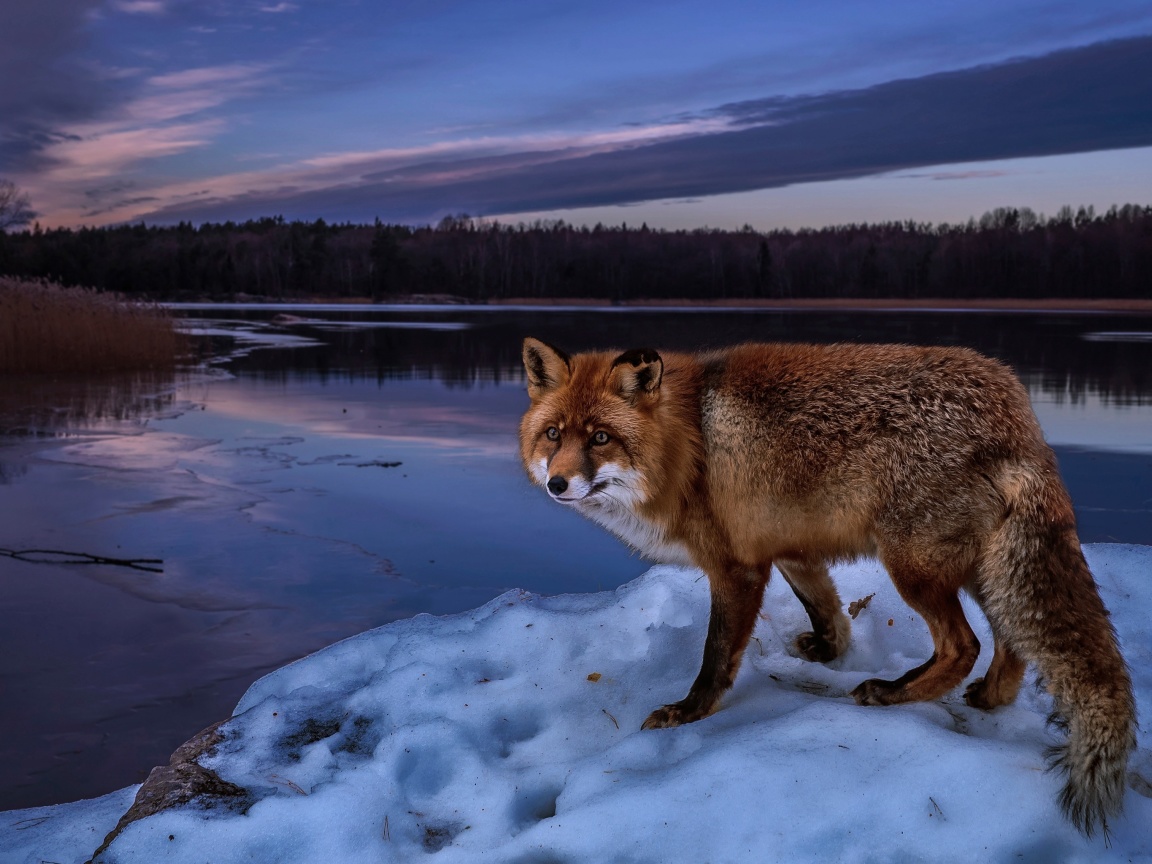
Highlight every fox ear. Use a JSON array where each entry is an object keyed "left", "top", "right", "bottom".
[
  {"left": 610, "top": 348, "right": 663, "bottom": 403},
  {"left": 523, "top": 337, "right": 571, "bottom": 399}
]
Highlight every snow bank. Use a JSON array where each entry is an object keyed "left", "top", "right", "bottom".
[{"left": 3, "top": 546, "right": 1150, "bottom": 863}]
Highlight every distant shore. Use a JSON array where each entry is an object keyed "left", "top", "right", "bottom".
[
  {"left": 488, "top": 296, "right": 1152, "bottom": 313},
  {"left": 264, "top": 294, "right": 1152, "bottom": 314}
]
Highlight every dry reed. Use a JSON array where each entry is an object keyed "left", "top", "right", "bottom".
[{"left": 0, "top": 277, "right": 187, "bottom": 373}]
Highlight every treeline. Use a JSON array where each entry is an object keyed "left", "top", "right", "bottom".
[{"left": 1, "top": 204, "right": 1150, "bottom": 301}]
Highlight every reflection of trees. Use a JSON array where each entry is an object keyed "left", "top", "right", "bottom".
[
  {"left": 2, "top": 206, "right": 1151, "bottom": 303},
  {"left": 0, "top": 371, "right": 180, "bottom": 436},
  {"left": 209, "top": 309, "right": 1152, "bottom": 406}
]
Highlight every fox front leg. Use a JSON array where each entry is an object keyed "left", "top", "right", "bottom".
[{"left": 642, "top": 566, "right": 769, "bottom": 729}]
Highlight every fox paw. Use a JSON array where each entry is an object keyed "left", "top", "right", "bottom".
[
  {"left": 850, "top": 678, "right": 902, "bottom": 706},
  {"left": 963, "top": 677, "right": 1011, "bottom": 710},
  {"left": 795, "top": 631, "right": 840, "bottom": 663},
  {"left": 641, "top": 700, "right": 711, "bottom": 730},
  {"left": 963, "top": 677, "right": 991, "bottom": 709}
]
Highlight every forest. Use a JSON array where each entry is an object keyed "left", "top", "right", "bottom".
[{"left": 0, "top": 203, "right": 1149, "bottom": 302}]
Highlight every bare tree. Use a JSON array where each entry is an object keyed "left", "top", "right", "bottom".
[{"left": 0, "top": 179, "right": 34, "bottom": 231}]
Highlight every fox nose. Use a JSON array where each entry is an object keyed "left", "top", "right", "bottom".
[{"left": 547, "top": 476, "right": 569, "bottom": 496}]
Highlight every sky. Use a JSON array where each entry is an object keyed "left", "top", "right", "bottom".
[{"left": 2, "top": 0, "right": 1152, "bottom": 230}]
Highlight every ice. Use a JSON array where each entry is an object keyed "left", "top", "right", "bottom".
[{"left": 2, "top": 545, "right": 1149, "bottom": 863}]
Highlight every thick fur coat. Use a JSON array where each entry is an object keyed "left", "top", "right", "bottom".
[{"left": 519, "top": 337, "right": 1135, "bottom": 837}]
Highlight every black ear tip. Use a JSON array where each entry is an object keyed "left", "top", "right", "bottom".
[{"left": 613, "top": 347, "right": 662, "bottom": 368}]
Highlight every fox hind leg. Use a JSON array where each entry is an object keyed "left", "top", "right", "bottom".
[
  {"left": 962, "top": 580, "right": 1027, "bottom": 709},
  {"left": 853, "top": 557, "right": 980, "bottom": 706},
  {"left": 964, "top": 638, "right": 1026, "bottom": 709},
  {"left": 776, "top": 558, "right": 851, "bottom": 663}
]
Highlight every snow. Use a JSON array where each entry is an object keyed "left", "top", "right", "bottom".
[{"left": 3, "top": 545, "right": 1150, "bottom": 864}]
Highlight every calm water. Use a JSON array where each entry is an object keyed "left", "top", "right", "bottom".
[{"left": 1, "top": 305, "right": 1150, "bottom": 811}]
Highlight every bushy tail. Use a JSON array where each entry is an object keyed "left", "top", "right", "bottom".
[{"left": 979, "top": 461, "right": 1136, "bottom": 837}]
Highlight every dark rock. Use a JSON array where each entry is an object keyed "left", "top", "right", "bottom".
[{"left": 87, "top": 719, "right": 250, "bottom": 863}]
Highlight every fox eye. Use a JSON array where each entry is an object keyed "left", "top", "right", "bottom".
[
  {"left": 545, "top": 426, "right": 560, "bottom": 441},
  {"left": 591, "top": 430, "right": 610, "bottom": 446}
]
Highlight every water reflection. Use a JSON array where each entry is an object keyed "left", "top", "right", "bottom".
[
  {"left": 181, "top": 304, "right": 1152, "bottom": 404},
  {"left": 0, "top": 369, "right": 184, "bottom": 437},
  {"left": 0, "top": 305, "right": 1149, "bottom": 813},
  {"left": 0, "top": 368, "right": 184, "bottom": 491}
]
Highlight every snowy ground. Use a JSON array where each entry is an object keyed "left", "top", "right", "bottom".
[{"left": 3, "top": 545, "right": 1150, "bottom": 864}]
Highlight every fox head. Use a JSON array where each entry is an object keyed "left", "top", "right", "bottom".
[{"left": 519, "top": 337, "right": 664, "bottom": 511}]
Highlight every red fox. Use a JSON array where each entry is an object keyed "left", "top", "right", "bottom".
[{"left": 519, "top": 337, "right": 1135, "bottom": 837}]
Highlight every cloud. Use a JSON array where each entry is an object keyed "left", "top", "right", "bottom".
[
  {"left": 0, "top": 6, "right": 267, "bottom": 174},
  {"left": 112, "top": 0, "right": 167, "bottom": 13},
  {"left": 299, "top": 117, "right": 737, "bottom": 174},
  {"left": 18, "top": 61, "right": 273, "bottom": 220},
  {"left": 892, "top": 170, "right": 1012, "bottom": 181},
  {"left": 0, "top": 0, "right": 119, "bottom": 170},
  {"left": 33, "top": 114, "right": 736, "bottom": 225},
  {"left": 125, "top": 63, "right": 271, "bottom": 122},
  {"left": 130, "top": 35, "right": 1152, "bottom": 226},
  {"left": 50, "top": 122, "right": 222, "bottom": 181}
]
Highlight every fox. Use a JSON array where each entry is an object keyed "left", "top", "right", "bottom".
[{"left": 519, "top": 336, "right": 1135, "bottom": 837}]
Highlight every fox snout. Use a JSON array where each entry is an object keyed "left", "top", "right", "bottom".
[{"left": 543, "top": 470, "right": 596, "bottom": 502}]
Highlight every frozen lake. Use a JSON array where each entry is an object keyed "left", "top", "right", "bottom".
[{"left": 1, "top": 304, "right": 1150, "bottom": 811}]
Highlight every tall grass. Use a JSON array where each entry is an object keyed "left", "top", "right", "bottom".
[{"left": 0, "top": 277, "right": 187, "bottom": 373}]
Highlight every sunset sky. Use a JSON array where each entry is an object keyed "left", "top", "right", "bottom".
[{"left": 2, "top": 1, "right": 1151, "bottom": 230}]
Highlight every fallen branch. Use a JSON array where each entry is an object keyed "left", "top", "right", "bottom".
[{"left": 0, "top": 547, "right": 164, "bottom": 573}]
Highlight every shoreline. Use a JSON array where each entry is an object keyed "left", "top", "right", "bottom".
[
  {"left": 185, "top": 295, "right": 1152, "bottom": 314},
  {"left": 488, "top": 296, "right": 1152, "bottom": 313}
]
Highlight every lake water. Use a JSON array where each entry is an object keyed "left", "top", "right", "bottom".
[{"left": 1, "top": 304, "right": 1150, "bottom": 812}]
